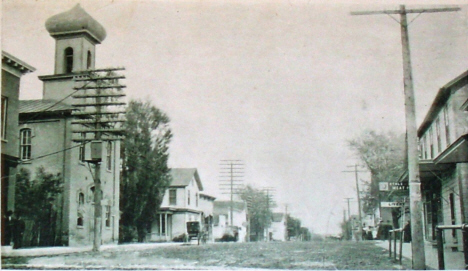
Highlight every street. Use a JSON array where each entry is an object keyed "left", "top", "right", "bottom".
[{"left": 2, "top": 240, "right": 410, "bottom": 270}]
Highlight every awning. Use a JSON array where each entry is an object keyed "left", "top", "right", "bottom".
[
  {"left": 434, "top": 134, "right": 468, "bottom": 164},
  {"left": 398, "top": 160, "right": 453, "bottom": 182}
]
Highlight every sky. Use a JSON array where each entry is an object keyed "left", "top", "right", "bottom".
[{"left": 2, "top": 0, "right": 468, "bottom": 234}]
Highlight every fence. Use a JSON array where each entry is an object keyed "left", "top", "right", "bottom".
[
  {"left": 388, "top": 228, "right": 404, "bottom": 265},
  {"left": 435, "top": 224, "right": 468, "bottom": 270}
]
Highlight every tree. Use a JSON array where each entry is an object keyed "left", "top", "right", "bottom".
[
  {"left": 348, "top": 130, "right": 406, "bottom": 227},
  {"left": 286, "top": 214, "right": 302, "bottom": 240},
  {"left": 120, "top": 100, "right": 172, "bottom": 243},
  {"left": 15, "top": 167, "right": 63, "bottom": 247},
  {"left": 240, "top": 185, "right": 273, "bottom": 241}
]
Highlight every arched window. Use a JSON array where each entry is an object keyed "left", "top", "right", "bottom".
[
  {"left": 78, "top": 192, "right": 85, "bottom": 205},
  {"left": 77, "top": 216, "right": 84, "bottom": 226},
  {"left": 20, "top": 128, "right": 32, "bottom": 160},
  {"left": 65, "top": 47, "right": 74, "bottom": 73},
  {"left": 87, "top": 51, "right": 92, "bottom": 69}
]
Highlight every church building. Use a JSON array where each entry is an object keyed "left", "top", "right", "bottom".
[{"left": 17, "top": 4, "right": 121, "bottom": 247}]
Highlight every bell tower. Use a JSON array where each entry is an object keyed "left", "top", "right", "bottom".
[{"left": 40, "top": 4, "right": 106, "bottom": 102}]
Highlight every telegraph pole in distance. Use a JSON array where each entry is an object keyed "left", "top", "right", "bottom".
[
  {"left": 351, "top": 5, "right": 460, "bottom": 269},
  {"left": 343, "top": 165, "right": 366, "bottom": 241},
  {"left": 344, "top": 197, "right": 353, "bottom": 239},
  {"left": 262, "top": 187, "right": 276, "bottom": 242},
  {"left": 219, "top": 160, "right": 244, "bottom": 226}
]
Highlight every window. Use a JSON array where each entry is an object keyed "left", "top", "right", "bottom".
[
  {"left": 105, "top": 206, "right": 111, "bottom": 227},
  {"left": 20, "top": 128, "right": 32, "bottom": 160},
  {"left": 87, "top": 51, "right": 92, "bottom": 69},
  {"left": 106, "top": 141, "right": 112, "bottom": 170},
  {"left": 423, "top": 136, "right": 428, "bottom": 159},
  {"left": 187, "top": 190, "right": 191, "bottom": 205},
  {"left": 77, "top": 192, "right": 85, "bottom": 226},
  {"left": 78, "top": 192, "right": 85, "bottom": 205},
  {"left": 79, "top": 133, "right": 86, "bottom": 162},
  {"left": 449, "top": 193, "right": 457, "bottom": 239},
  {"left": 444, "top": 106, "right": 450, "bottom": 146},
  {"left": 169, "top": 189, "right": 177, "bottom": 205},
  {"left": 65, "top": 47, "right": 74, "bottom": 73},
  {"left": 1, "top": 96, "right": 7, "bottom": 140},
  {"left": 77, "top": 216, "right": 84, "bottom": 226},
  {"left": 429, "top": 127, "right": 434, "bottom": 159},
  {"left": 436, "top": 118, "right": 441, "bottom": 153},
  {"left": 419, "top": 139, "right": 424, "bottom": 159}
]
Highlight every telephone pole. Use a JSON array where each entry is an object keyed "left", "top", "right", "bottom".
[
  {"left": 262, "top": 187, "right": 276, "bottom": 242},
  {"left": 72, "top": 68, "right": 126, "bottom": 252},
  {"left": 351, "top": 5, "right": 460, "bottom": 269},
  {"left": 344, "top": 197, "right": 353, "bottom": 239},
  {"left": 343, "top": 165, "right": 366, "bottom": 241},
  {"left": 219, "top": 160, "right": 244, "bottom": 226}
]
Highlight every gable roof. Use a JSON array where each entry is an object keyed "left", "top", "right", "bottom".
[
  {"left": 213, "top": 200, "right": 246, "bottom": 214},
  {"left": 271, "top": 212, "right": 285, "bottom": 223},
  {"left": 169, "top": 168, "right": 203, "bottom": 191},
  {"left": 418, "top": 70, "right": 468, "bottom": 137},
  {"left": 19, "top": 99, "right": 74, "bottom": 114},
  {"left": 2, "top": 51, "right": 36, "bottom": 75}
]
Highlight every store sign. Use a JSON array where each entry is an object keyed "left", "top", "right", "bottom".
[
  {"left": 381, "top": 201, "right": 405, "bottom": 208},
  {"left": 379, "top": 182, "right": 389, "bottom": 191},
  {"left": 379, "top": 182, "right": 409, "bottom": 191}
]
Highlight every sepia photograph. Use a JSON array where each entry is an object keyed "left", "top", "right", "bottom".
[{"left": 1, "top": 0, "right": 468, "bottom": 269}]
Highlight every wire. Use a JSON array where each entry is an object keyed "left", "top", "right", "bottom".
[
  {"left": 386, "top": 13, "right": 402, "bottom": 25},
  {"left": 22, "top": 140, "right": 91, "bottom": 163},
  {"left": 0, "top": 140, "right": 91, "bottom": 181},
  {"left": 20, "top": 79, "right": 92, "bottom": 124}
]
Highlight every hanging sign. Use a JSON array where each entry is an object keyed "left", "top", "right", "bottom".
[{"left": 381, "top": 202, "right": 405, "bottom": 208}]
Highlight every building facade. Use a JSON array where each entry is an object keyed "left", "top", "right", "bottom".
[
  {"left": 399, "top": 70, "right": 468, "bottom": 250},
  {"left": 212, "top": 200, "right": 248, "bottom": 242},
  {"left": 16, "top": 4, "right": 121, "bottom": 247},
  {"left": 269, "top": 212, "right": 286, "bottom": 241},
  {"left": 1, "top": 51, "right": 35, "bottom": 246},
  {"left": 148, "top": 168, "right": 212, "bottom": 242}
]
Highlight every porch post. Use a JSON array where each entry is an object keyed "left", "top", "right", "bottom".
[
  {"left": 165, "top": 213, "right": 168, "bottom": 240},
  {"left": 159, "top": 213, "right": 162, "bottom": 240}
]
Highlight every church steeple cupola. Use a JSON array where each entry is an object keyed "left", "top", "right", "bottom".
[{"left": 45, "top": 4, "right": 106, "bottom": 74}]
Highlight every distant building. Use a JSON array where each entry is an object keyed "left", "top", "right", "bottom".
[
  {"left": 199, "top": 193, "right": 216, "bottom": 242},
  {"left": 212, "top": 200, "right": 248, "bottom": 242},
  {"left": 269, "top": 212, "right": 286, "bottom": 241},
  {"left": 148, "top": 168, "right": 214, "bottom": 242},
  {"left": 1, "top": 51, "right": 35, "bottom": 246},
  {"left": 17, "top": 4, "right": 121, "bottom": 247}
]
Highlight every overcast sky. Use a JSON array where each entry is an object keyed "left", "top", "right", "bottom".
[{"left": 3, "top": 0, "right": 468, "bottom": 234}]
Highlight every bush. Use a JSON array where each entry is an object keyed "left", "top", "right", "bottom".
[
  {"left": 220, "top": 233, "right": 237, "bottom": 242},
  {"left": 172, "top": 233, "right": 187, "bottom": 242},
  {"left": 119, "top": 225, "right": 137, "bottom": 243}
]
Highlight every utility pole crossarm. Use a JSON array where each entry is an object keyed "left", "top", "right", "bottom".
[
  {"left": 349, "top": 5, "right": 460, "bottom": 269},
  {"left": 351, "top": 7, "right": 460, "bottom": 16}
]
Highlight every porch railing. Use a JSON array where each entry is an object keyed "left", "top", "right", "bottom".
[
  {"left": 388, "top": 228, "right": 404, "bottom": 265},
  {"left": 435, "top": 224, "right": 468, "bottom": 270}
]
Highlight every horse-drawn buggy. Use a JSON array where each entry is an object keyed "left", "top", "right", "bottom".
[{"left": 186, "top": 221, "right": 208, "bottom": 245}]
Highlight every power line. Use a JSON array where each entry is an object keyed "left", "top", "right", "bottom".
[{"left": 351, "top": 5, "right": 460, "bottom": 269}]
